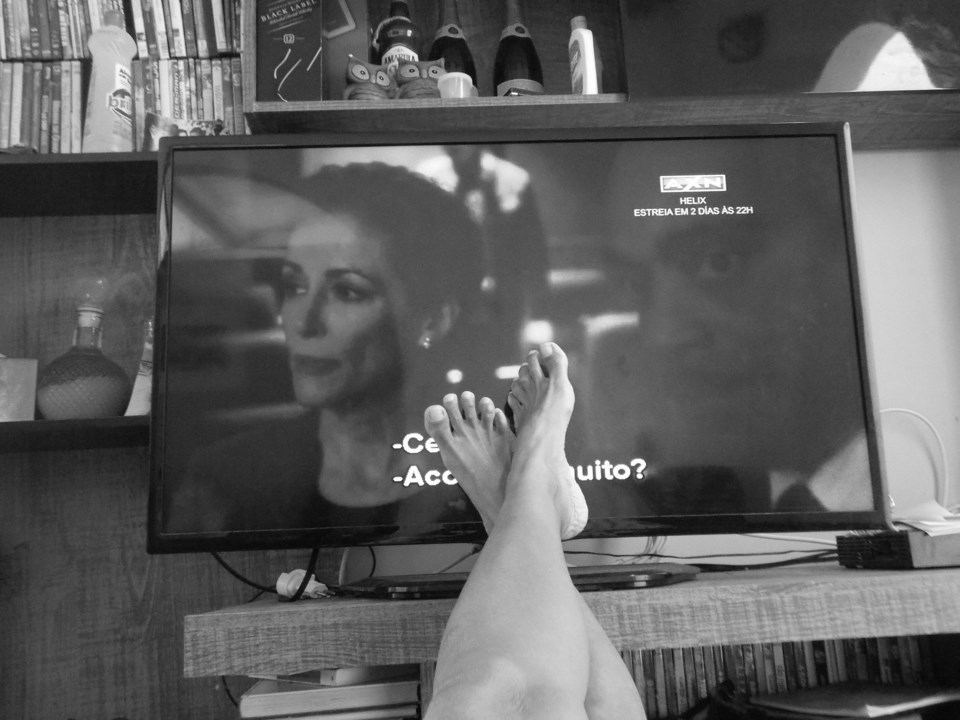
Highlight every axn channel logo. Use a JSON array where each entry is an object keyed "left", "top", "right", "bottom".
[{"left": 660, "top": 175, "right": 727, "bottom": 192}]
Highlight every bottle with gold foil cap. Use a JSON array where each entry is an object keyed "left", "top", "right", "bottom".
[{"left": 36, "top": 280, "right": 132, "bottom": 420}]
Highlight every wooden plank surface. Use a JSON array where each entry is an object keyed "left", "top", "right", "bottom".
[
  {"left": 243, "top": 91, "right": 960, "bottom": 151},
  {"left": 183, "top": 564, "right": 960, "bottom": 677},
  {"left": 0, "top": 447, "right": 342, "bottom": 719}
]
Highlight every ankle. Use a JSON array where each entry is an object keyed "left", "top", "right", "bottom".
[{"left": 501, "top": 481, "right": 563, "bottom": 530}]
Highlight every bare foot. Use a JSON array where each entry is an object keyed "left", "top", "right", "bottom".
[
  {"left": 506, "top": 342, "right": 588, "bottom": 539},
  {"left": 423, "top": 391, "right": 513, "bottom": 533}
]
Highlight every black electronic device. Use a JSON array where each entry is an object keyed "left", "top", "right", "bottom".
[
  {"left": 338, "top": 563, "right": 700, "bottom": 599},
  {"left": 837, "top": 530, "right": 960, "bottom": 569},
  {"left": 148, "top": 122, "right": 890, "bottom": 553}
]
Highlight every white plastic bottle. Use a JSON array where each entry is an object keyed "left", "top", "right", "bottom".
[
  {"left": 568, "top": 15, "right": 599, "bottom": 95},
  {"left": 82, "top": 9, "right": 137, "bottom": 153},
  {"left": 124, "top": 319, "right": 154, "bottom": 416}
]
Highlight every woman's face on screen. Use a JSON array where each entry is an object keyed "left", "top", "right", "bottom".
[{"left": 280, "top": 210, "right": 412, "bottom": 409}]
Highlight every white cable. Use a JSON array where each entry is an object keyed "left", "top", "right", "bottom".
[{"left": 880, "top": 407, "right": 949, "bottom": 508}]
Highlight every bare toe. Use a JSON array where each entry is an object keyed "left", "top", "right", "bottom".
[
  {"left": 458, "top": 391, "right": 478, "bottom": 422},
  {"left": 442, "top": 392, "right": 465, "bottom": 427},
  {"left": 424, "top": 404, "right": 453, "bottom": 443},
  {"left": 492, "top": 408, "right": 511, "bottom": 435},
  {"left": 478, "top": 396, "right": 497, "bottom": 428},
  {"left": 538, "top": 341, "right": 567, "bottom": 378}
]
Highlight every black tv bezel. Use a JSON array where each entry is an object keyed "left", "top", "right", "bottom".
[{"left": 147, "top": 121, "right": 890, "bottom": 554}]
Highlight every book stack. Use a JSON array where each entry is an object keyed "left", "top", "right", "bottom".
[
  {"left": 239, "top": 665, "right": 421, "bottom": 720},
  {"left": 621, "top": 635, "right": 939, "bottom": 720},
  {"left": 0, "top": 0, "right": 246, "bottom": 154}
]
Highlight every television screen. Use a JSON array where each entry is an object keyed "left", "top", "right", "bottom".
[{"left": 147, "top": 123, "right": 889, "bottom": 553}]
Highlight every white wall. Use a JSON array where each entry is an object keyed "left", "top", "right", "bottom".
[
  {"left": 357, "top": 148, "right": 960, "bottom": 579},
  {"left": 855, "top": 148, "right": 960, "bottom": 513}
]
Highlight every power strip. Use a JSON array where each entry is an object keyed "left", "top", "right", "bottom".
[{"left": 837, "top": 530, "right": 960, "bottom": 569}]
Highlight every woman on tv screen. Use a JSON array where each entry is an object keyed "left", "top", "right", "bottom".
[{"left": 166, "top": 161, "right": 499, "bottom": 538}]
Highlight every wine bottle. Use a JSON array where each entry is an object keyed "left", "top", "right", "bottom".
[
  {"left": 371, "top": 0, "right": 421, "bottom": 73},
  {"left": 493, "top": 0, "right": 544, "bottom": 96},
  {"left": 427, "top": 0, "right": 477, "bottom": 87}
]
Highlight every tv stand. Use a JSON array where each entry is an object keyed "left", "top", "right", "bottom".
[
  {"left": 183, "top": 564, "right": 960, "bottom": 678},
  {"left": 336, "top": 562, "right": 700, "bottom": 599}
]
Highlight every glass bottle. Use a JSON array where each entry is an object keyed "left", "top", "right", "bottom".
[
  {"left": 428, "top": 0, "right": 477, "bottom": 87},
  {"left": 36, "top": 303, "right": 132, "bottom": 420},
  {"left": 493, "top": 0, "right": 544, "bottom": 96},
  {"left": 371, "top": 0, "right": 421, "bottom": 74}
]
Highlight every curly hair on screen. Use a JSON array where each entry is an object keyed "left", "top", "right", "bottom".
[{"left": 295, "top": 161, "right": 485, "bottom": 317}]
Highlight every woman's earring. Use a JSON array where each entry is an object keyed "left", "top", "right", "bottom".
[{"left": 419, "top": 334, "right": 433, "bottom": 350}]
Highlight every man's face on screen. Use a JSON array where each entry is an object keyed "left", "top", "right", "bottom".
[{"left": 600, "top": 149, "right": 860, "bottom": 472}]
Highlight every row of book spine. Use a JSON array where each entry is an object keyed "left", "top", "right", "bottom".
[
  {"left": 0, "top": 0, "right": 241, "bottom": 61},
  {"left": 0, "top": 55, "right": 246, "bottom": 154},
  {"left": 133, "top": 55, "right": 248, "bottom": 147},
  {"left": 128, "top": 0, "right": 242, "bottom": 61},
  {"left": 0, "top": 59, "right": 83, "bottom": 152},
  {"left": 621, "top": 635, "right": 938, "bottom": 720}
]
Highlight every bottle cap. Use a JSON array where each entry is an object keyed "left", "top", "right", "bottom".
[
  {"left": 76, "top": 304, "right": 105, "bottom": 327},
  {"left": 571, "top": 16, "right": 588, "bottom": 30}
]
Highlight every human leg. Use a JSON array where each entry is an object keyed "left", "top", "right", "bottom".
[
  {"left": 423, "top": 343, "right": 588, "bottom": 720},
  {"left": 423, "top": 343, "right": 646, "bottom": 720},
  {"left": 580, "top": 596, "right": 648, "bottom": 719}
]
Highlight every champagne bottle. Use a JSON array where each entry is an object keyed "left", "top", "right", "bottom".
[
  {"left": 427, "top": 0, "right": 477, "bottom": 87},
  {"left": 371, "top": 0, "right": 421, "bottom": 73},
  {"left": 493, "top": 0, "right": 544, "bottom": 96}
]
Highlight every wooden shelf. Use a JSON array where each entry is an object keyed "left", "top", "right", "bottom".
[
  {"left": 242, "top": 91, "right": 960, "bottom": 151},
  {"left": 0, "top": 416, "right": 150, "bottom": 453},
  {"left": 1, "top": 91, "right": 956, "bottom": 221},
  {"left": 0, "top": 93, "right": 952, "bottom": 213},
  {"left": 183, "top": 564, "right": 960, "bottom": 677}
]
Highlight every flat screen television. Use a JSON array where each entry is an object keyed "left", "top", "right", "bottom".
[{"left": 147, "top": 122, "right": 890, "bottom": 554}]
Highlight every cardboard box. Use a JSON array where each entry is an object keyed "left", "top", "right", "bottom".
[
  {"left": 255, "top": 0, "right": 324, "bottom": 102},
  {"left": 0, "top": 358, "right": 38, "bottom": 421}
]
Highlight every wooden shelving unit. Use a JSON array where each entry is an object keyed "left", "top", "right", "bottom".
[
  {"left": 2, "top": 1, "right": 959, "bottom": 717},
  {"left": 3, "top": 86, "right": 954, "bottom": 450}
]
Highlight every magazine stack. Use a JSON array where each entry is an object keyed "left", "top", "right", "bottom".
[{"left": 238, "top": 665, "right": 422, "bottom": 720}]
